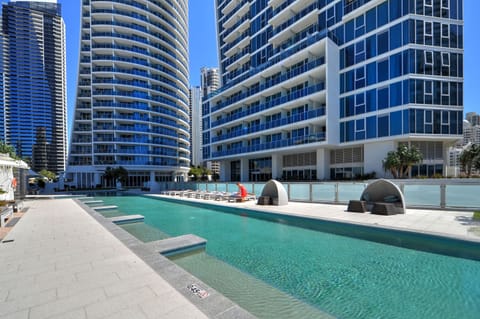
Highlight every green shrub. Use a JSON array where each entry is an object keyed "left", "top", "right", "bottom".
[{"left": 473, "top": 211, "right": 480, "bottom": 221}]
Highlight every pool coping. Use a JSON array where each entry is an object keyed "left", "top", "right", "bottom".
[{"left": 74, "top": 199, "right": 257, "bottom": 319}]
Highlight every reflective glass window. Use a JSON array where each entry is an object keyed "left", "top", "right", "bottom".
[
  {"left": 390, "top": 111, "right": 402, "bottom": 136},
  {"left": 378, "top": 115, "right": 389, "bottom": 137}
]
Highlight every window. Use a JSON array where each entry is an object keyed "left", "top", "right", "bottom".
[
  {"left": 424, "top": 21, "right": 433, "bottom": 45},
  {"left": 355, "top": 67, "right": 365, "bottom": 89},
  {"left": 377, "top": 31, "right": 389, "bottom": 55},
  {"left": 366, "top": 116, "right": 377, "bottom": 138},
  {"left": 355, "top": 93, "right": 365, "bottom": 115},
  {"left": 366, "top": 89, "right": 376, "bottom": 112},
  {"left": 355, "top": 119, "right": 365, "bottom": 140},
  {"left": 390, "top": 24, "right": 402, "bottom": 50},
  {"left": 377, "top": 87, "right": 389, "bottom": 110},
  {"left": 441, "top": 52, "right": 450, "bottom": 66},
  {"left": 424, "top": 80, "right": 433, "bottom": 104},
  {"left": 377, "top": 58, "right": 389, "bottom": 82},
  {"left": 355, "top": 15, "right": 365, "bottom": 37},
  {"left": 441, "top": 23, "right": 449, "bottom": 47},
  {"left": 378, "top": 115, "right": 389, "bottom": 137},
  {"left": 355, "top": 41, "right": 365, "bottom": 63},
  {"left": 366, "top": 7, "right": 376, "bottom": 32},
  {"left": 424, "top": 50, "right": 433, "bottom": 74},
  {"left": 390, "top": 111, "right": 402, "bottom": 136},
  {"left": 366, "top": 62, "right": 377, "bottom": 86},
  {"left": 366, "top": 35, "right": 376, "bottom": 59}
]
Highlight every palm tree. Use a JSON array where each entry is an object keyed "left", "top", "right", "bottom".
[
  {"left": 382, "top": 150, "right": 401, "bottom": 178},
  {"left": 459, "top": 144, "right": 480, "bottom": 177},
  {"left": 397, "top": 144, "right": 423, "bottom": 178},
  {"left": 383, "top": 145, "right": 423, "bottom": 178}
]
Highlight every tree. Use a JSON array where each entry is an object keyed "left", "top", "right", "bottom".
[
  {"left": 188, "top": 166, "right": 211, "bottom": 181},
  {"left": 459, "top": 144, "right": 480, "bottom": 177},
  {"left": 0, "top": 141, "right": 19, "bottom": 159},
  {"left": 383, "top": 144, "right": 423, "bottom": 178},
  {"left": 102, "top": 166, "right": 129, "bottom": 187},
  {"left": 39, "top": 169, "right": 56, "bottom": 181}
]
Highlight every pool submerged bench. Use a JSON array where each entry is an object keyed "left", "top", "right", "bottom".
[{"left": 147, "top": 234, "right": 207, "bottom": 256}]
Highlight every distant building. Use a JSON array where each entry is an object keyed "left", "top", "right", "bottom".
[
  {"left": 189, "top": 86, "right": 202, "bottom": 166},
  {"left": 466, "top": 112, "right": 480, "bottom": 127},
  {"left": 462, "top": 120, "right": 480, "bottom": 145},
  {"left": 200, "top": 67, "right": 220, "bottom": 99},
  {"left": 1, "top": 0, "right": 67, "bottom": 173},
  {"left": 203, "top": 0, "right": 464, "bottom": 181},
  {"left": 67, "top": 0, "right": 190, "bottom": 189},
  {"left": 200, "top": 67, "right": 220, "bottom": 175}
]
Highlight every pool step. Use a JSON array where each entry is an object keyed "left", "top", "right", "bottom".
[
  {"left": 84, "top": 200, "right": 104, "bottom": 205},
  {"left": 93, "top": 205, "right": 118, "bottom": 211},
  {"left": 109, "top": 214, "right": 144, "bottom": 225},
  {"left": 147, "top": 234, "right": 207, "bottom": 256}
]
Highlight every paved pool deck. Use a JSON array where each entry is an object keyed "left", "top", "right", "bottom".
[
  {"left": 1, "top": 195, "right": 479, "bottom": 319},
  {"left": 0, "top": 199, "right": 252, "bottom": 319}
]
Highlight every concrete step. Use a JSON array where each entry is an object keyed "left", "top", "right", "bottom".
[
  {"left": 147, "top": 234, "right": 207, "bottom": 256},
  {"left": 109, "top": 214, "right": 144, "bottom": 225}
]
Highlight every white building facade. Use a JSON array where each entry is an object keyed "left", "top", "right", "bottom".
[
  {"left": 67, "top": 0, "right": 190, "bottom": 188},
  {"left": 203, "top": 0, "right": 464, "bottom": 181}
]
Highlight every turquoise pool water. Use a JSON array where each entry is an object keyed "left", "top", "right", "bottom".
[{"left": 92, "top": 195, "right": 480, "bottom": 319}]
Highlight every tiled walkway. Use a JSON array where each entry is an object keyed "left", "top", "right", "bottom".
[{"left": 0, "top": 199, "right": 210, "bottom": 319}]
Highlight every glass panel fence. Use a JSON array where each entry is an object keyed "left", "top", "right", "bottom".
[
  {"left": 216, "top": 183, "right": 227, "bottom": 192},
  {"left": 254, "top": 183, "right": 265, "bottom": 197},
  {"left": 289, "top": 184, "right": 310, "bottom": 201},
  {"left": 403, "top": 185, "right": 440, "bottom": 207},
  {"left": 446, "top": 185, "right": 480, "bottom": 208},
  {"left": 312, "top": 184, "right": 336, "bottom": 202},
  {"left": 338, "top": 183, "right": 366, "bottom": 203}
]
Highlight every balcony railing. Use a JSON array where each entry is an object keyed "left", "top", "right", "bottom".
[
  {"left": 211, "top": 132, "right": 326, "bottom": 158},
  {"left": 212, "top": 108, "right": 326, "bottom": 142}
]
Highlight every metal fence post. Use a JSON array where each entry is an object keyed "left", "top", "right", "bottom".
[
  {"left": 309, "top": 183, "right": 313, "bottom": 202},
  {"left": 334, "top": 183, "right": 339, "bottom": 203},
  {"left": 440, "top": 184, "right": 446, "bottom": 208}
]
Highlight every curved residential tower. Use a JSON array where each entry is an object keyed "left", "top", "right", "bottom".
[{"left": 67, "top": 0, "right": 189, "bottom": 188}]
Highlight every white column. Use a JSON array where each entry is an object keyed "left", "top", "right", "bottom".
[
  {"left": 316, "top": 148, "right": 328, "bottom": 180},
  {"left": 271, "top": 154, "right": 282, "bottom": 180},
  {"left": 220, "top": 160, "right": 229, "bottom": 181},
  {"left": 241, "top": 158, "right": 249, "bottom": 181}
]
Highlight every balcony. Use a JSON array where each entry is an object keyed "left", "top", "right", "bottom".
[
  {"left": 212, "top": 108, "right": 326, "bottom": 143},
  {"left": 211, "top": 132, "right": 326, "bottom": 158}
]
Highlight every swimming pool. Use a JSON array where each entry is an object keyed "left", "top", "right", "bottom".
[{"left": 91, "top": 195, "right": 480, "bottom": 319}]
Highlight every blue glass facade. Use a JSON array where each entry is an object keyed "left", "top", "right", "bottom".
[
  {"left": 1, "top": 1, "right": 67, "bottom": 173},
  {"left": 205, "top": 0, "right": 463, "bottom": 181}
]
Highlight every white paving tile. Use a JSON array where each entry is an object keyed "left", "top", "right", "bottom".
[{"left": 0, "top": 199, "right": 208, "bottom": 319}]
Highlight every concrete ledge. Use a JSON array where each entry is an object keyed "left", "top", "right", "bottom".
[
  {"left": 93, "top": 205, "right": 118, "bottom": 211},
  {"left": 83, "top": 200, "right": 104, "bottom": 205},
  {"left": 147, "top": 234, "right": 207, "bottom": 256},
  {"left": 109, "top": 214, "right": 144, "bottom": 225}
]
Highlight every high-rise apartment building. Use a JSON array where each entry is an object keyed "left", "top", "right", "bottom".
[
  {"left": 67, "top": 0, "right": 190, "bottom": 188},
  {"left": 203, "top": 0, "right": 464, "bottom": 181},
  {"left": 200, "top": 67, "right": 221, "bottom": 176},
  {"left": 200, "top": 67, "right": 220, "bottom": 99},
  {"left": 466, "top": 112, "right": 480, "bottom": 127},
  {"left": 1, "top": 0, "right": 67, "bottom": 173}
]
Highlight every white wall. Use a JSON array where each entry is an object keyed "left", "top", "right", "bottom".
[{"left": 363, "top": 141, "right": 395, "bottom": 178}]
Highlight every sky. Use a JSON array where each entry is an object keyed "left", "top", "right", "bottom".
[{"left": 60, "top": 0, "right": 478, "bottom": 132}]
